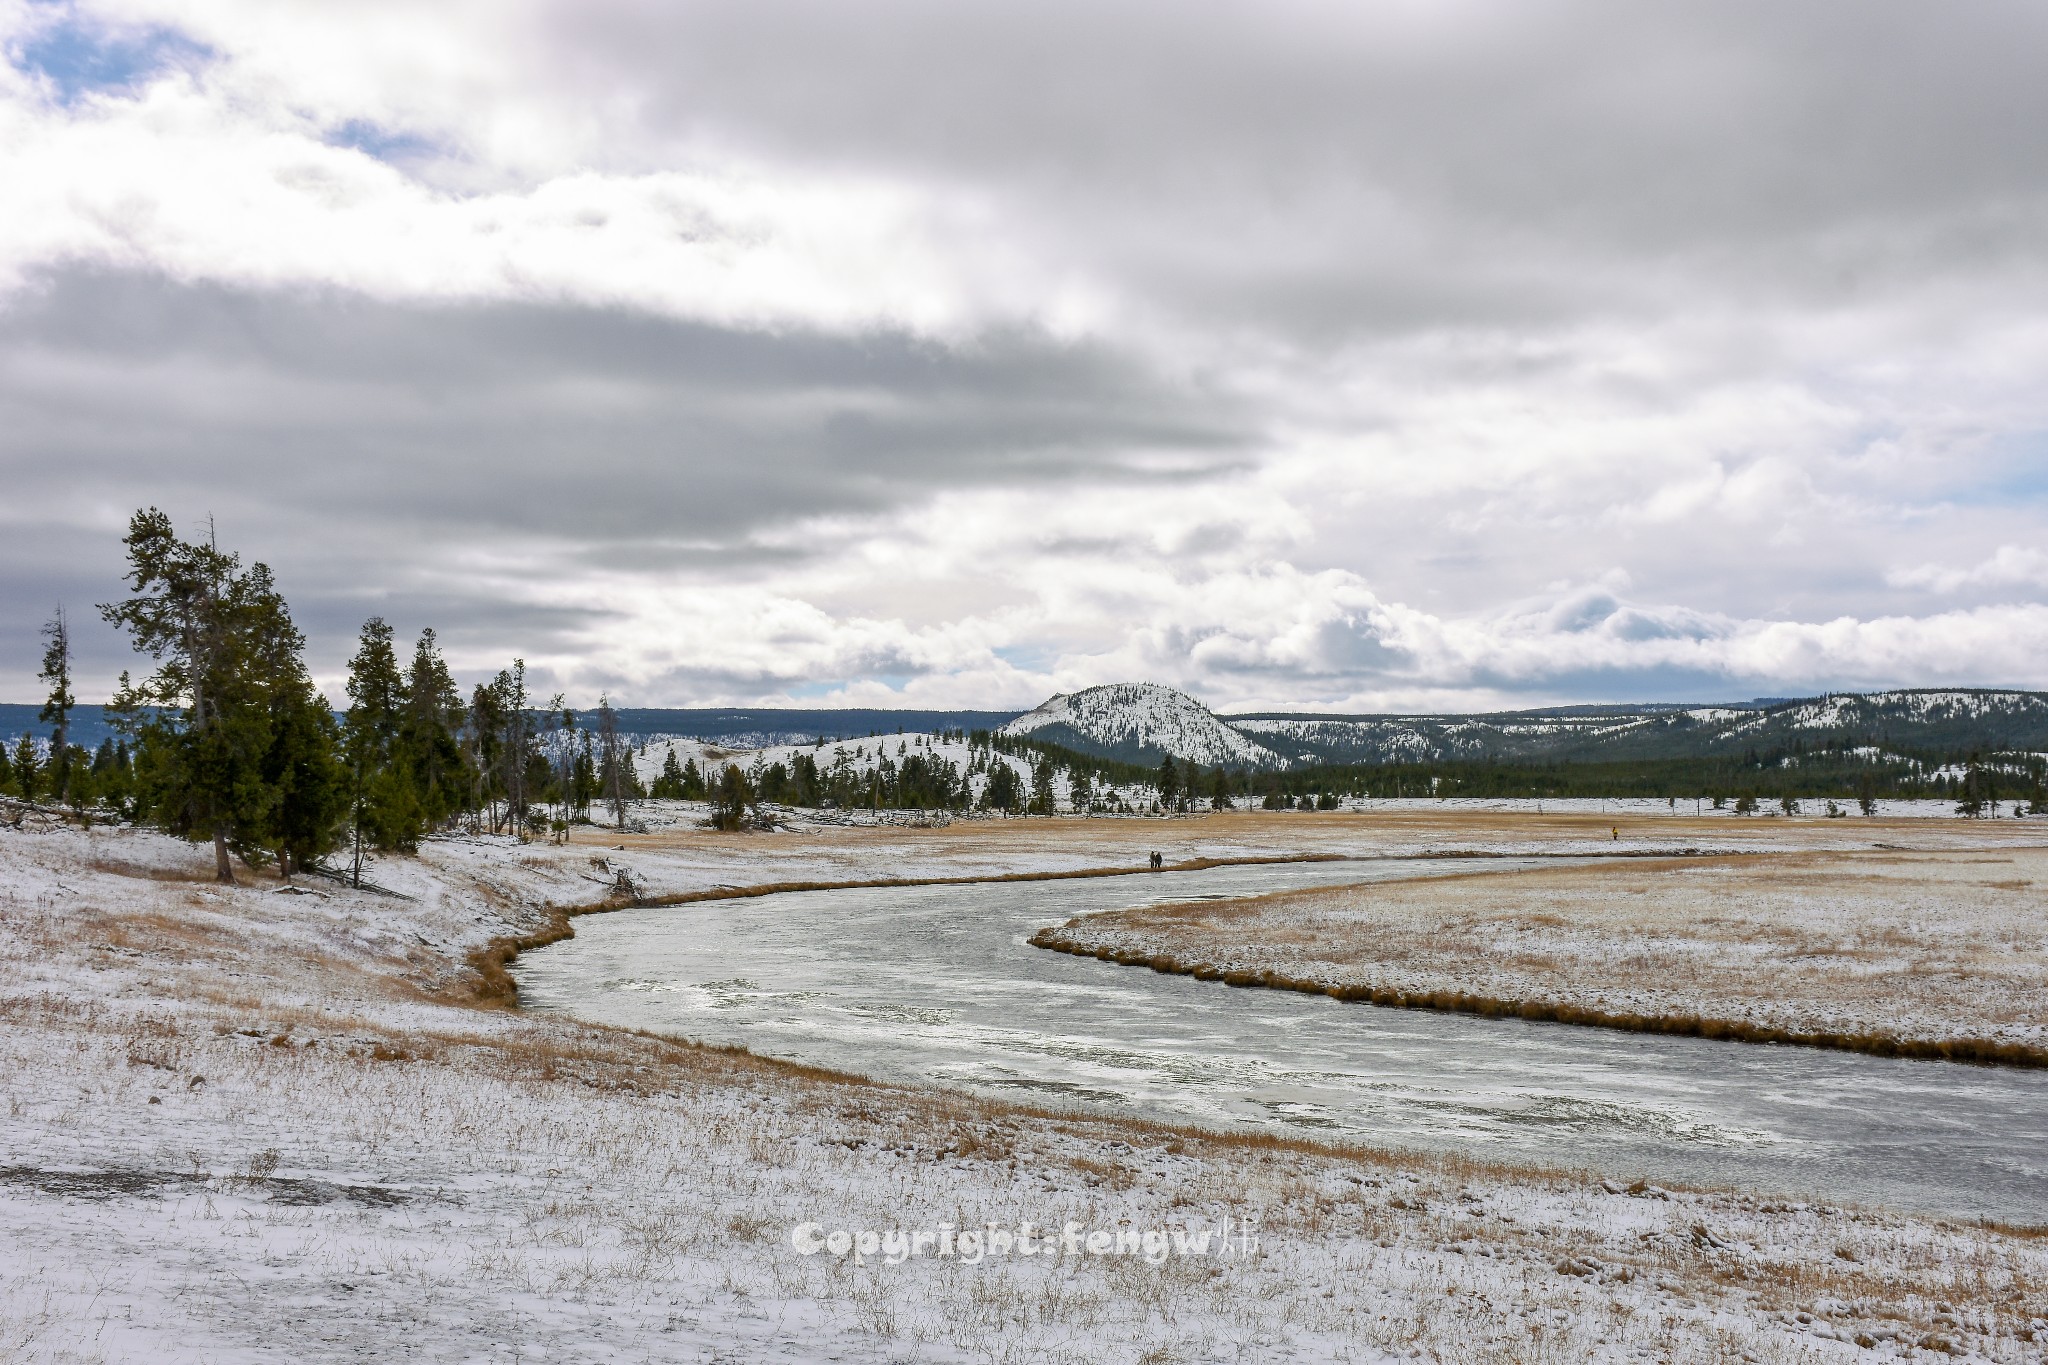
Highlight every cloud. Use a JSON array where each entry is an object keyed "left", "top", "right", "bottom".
[
  {"left": 1887, "top": 545, "right": 2048, "bottom": 595},
  {"left": 3, "top": 1, "right": 2048, "bottom": 710}
]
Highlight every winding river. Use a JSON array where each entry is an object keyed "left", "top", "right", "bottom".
[{"left": 512, "top": 858, "right": 2048, "bottom": 1222}]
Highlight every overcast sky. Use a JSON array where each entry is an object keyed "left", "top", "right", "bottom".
[{"left": 3, "top": 0, "right": 2046, "bottom": 713}]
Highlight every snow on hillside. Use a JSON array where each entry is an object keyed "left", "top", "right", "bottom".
[
  {"left": 618, "top": 685, "right": 2048, "bottom": 779},
  {"left": 1232, "top": 717, "right": 1443, "bottom": 763},
  {"left": 635, "top": 731, "right": 1161, "bottom": 812},
  {"left": 1002, "top": 684, "right": 1282, "bottom": 768}
]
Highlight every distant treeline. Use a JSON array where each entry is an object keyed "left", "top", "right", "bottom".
[
  {"left": 1252, "top": 745, "right": 2048, "bottom": 811},
  {"left": 858, "top": 732, "right": 2047, "bottom": 817}
]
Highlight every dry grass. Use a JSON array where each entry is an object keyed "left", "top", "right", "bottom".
[
  {"left": 1035, "top": 846, "right": 2048, "bottom": 1064},
  {"left": 7, "top": 816, "right": 2048, "bottom": 1360}
]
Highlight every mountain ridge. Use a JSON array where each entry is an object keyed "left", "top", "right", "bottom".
[
  {"left": 11, "top": 687, "right": 2044, "bottom": 770},
  {"left": 1004, "top": 684, "right": 2048, "bottom": 770}
]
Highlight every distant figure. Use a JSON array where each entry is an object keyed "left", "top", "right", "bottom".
[
  {"left": 1150, "top": 851, "right": 1163, "bottom": 871},
  {"left": 1611, "top": 826, "right": 1619, "bottom": 841}
]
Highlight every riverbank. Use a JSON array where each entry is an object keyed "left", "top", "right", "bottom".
[
  {"left": 4, "top": 813, "right": 2045, "bottom": 1361},
  {"left": 1032, "top": 842, "right": 2048, "bottom": 1067}
]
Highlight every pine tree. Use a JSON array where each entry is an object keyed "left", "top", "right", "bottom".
[
  {"left": 982, "top": 759, "right": 1021, "bottom": 812},
  {"left": 597, "top": 695, "right": 630, "bottom": 829},
  {"left": 546, "top": 703, "right": 575, "bottom": 835},
  {"left": 465, "top": 678, "right": 507, "bottom": 832},
  {"left": 495, "top": 661, "right": 533, "bottom": 837},
  {"left": 1157, "top": 755, "right": 1180, "bottom": 812},
  {"left": 654, "top": 747, "right": 687, "bottom": 799},
  {"left": 398, "top": 628, "right": 468, "bottom": 831},
  {"left": 572, "top": 733, "right": 597, "bottom": 815},
  {"left": 100, "top": 510, "right": 322, "bottom": 883},
  {"left": 260, "top": 668, "right": 347, "bottom": 879},
  {"left": 6, "top": 734, "right": 34, "bottom": 802},
  {"left": 37, "top": 606, "right": 75, "bottom": 807},
  {"left": 710, "top": 762, "right": 755, "bottom": 831},
  {"left": 1069, "top": 765, "right": 1093, "bottom": 813},
  {"left": 342, "top": 619, "right": 423, "bottom": 880},
  {"left": 1029, "top": 758, "right": 1055, "bottom": 815}
]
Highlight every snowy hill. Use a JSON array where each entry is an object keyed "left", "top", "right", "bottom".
[
  {"left": 1229, "top": 689, "right": 2048, "bottom": 767},
  {"left": 993, "top": 685, "right": 2048, "bottom": 770},
  {"left": 600, "top": 685, "right": 2048, "bottom": 783},
  {"left": 1000, "top": 683, "right": 1285, "bottom": 769}
]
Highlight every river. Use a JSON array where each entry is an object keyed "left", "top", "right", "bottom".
[{"left": 512, "top": 857, "right": 2048, "bottom": 1222}]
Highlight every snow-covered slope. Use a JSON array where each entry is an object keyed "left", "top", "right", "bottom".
[
  {"left": 1232, "top": 689, "right": 2048, "bottom": 767},
  {"left": 1000, "top": 684, "right": 1284, "bottom": 768},
  {"left": 629, "top": 685, "right": 2048, "bottom": 777}
]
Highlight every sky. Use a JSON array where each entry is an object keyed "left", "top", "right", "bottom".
[{"left": 2, "top": 0, "right": 2046, "bottom": 715}]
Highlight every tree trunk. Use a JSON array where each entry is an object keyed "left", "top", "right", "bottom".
[{"left": 213, "top": 825, "right": 235, "bottom": 884}]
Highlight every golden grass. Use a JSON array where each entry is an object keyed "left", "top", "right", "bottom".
[
  {"left": 1031, "top": 926, "right": 2048, "bottom": 1067},
  {"left": 1032, "top": 845, "right": 2048, "bottom": 1067}
]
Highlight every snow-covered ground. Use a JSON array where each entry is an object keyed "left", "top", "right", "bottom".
[
  {"left": 635, "top": 731, "right": 1166, "bottom": 811},
  {"left": 3, "top": 812, "right": 2046, "bottom": 1361},
  {"left": 1036, "top": 842, "right": 2048, "bottom": 1058}
]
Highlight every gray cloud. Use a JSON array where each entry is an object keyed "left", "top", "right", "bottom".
[
  {"left": 2, "top": 2, "right": 2046, "bottom": 708},
  {"left": 545, "top": 1, "right": 2048, "bottom": 339},
  {"left": 0, "top": 267, "right": 1258, "bottom": 689}
]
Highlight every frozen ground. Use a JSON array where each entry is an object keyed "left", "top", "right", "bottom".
[
  {"left": 1036, "top": 842, "right": 2048, "bottom": 1059},
  {"left": 2, "top": 811, "right": 2045, "bottom": 1362}
]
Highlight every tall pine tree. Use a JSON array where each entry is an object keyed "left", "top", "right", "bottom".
[
  {"left": 343, "top": 617, "right": 423, "bottom": 879},
  {"left": 100, "top": 510, "right": 327, "bottom": 883},
  {"left": 37, "top": 606, "right": 75, "bottom": 807},
  {"left": 398, "top": 628, "right": 468, "bottom": 831}
]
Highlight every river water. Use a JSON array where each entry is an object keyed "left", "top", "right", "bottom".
[{"left": 512, "top": 858, "right": 2048, "bottom": 1222}]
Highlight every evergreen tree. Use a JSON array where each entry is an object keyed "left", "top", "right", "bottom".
[
  {"left": 495, "top": 661, "right": 533, "bottom": 836},
  {"left": 654, "top": 747, "right": 687, "bottom": 798},
  {"left": 7, "top": 734, "right": 35, "bottom": 802},
  {"left": 343, "top": 617, "right": 424, "bottom": 877},
  {"left": 1157, "top": 755, "right": 1180, "bottom": 812},
  {"left": 1208, "top": 767, "right": 1233, "bottom": 811},
  {"left": 37, "top": 606, "right": 75, "bottom": 807},
  {"left": 710, "top": 762, "right": 755, "bottom": 830},
  {"left": 597, "top": 695, "right": 630, "bottom": 829},
  {"left": 545, "top": 701, "right": 574, "bottom": 833},
  {"left": 1029, "top": 757, "right": 1056, "bottom": 815},
  {"left": 0, "top": 735, "right": 12, "bottom": 798},
  {"left": 465, "top": 678, "right": 506, "bottom": 831},
  {"left": 1069, "top": 765, "right": 1093, "bottom": 813},
  {"left": 572, "top": 733, "right": 597, "bottom": 815},
  {"left": 398, "top": 628, "right": 468, "bottom": 831},
  {"left": 982, "top": 759, "right": 1021, "bottom": 812},
  {"left": 260, "top": 668, "right": 347, "bottom": 878},
  {"left": 100, "top": 510, "right": 321, "bottom": 883}
]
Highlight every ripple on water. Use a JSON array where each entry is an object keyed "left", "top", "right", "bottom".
[
  {"left": 1499, "top": 1096, "right": 1778, "bottom": 1148},
  {"left": 844, "top": 1002, "right": 958, "bottom": 1027}
]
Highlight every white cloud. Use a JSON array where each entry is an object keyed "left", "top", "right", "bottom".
[
  {"left": 5, "top": 0, "right": 2048, "bottom": 709},
  {"left": 0, "top": 79, "right": 1094, "bottom": 338},
  {"left": 1887, "top": 545, "right": 2048, "bottom": 595}
]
